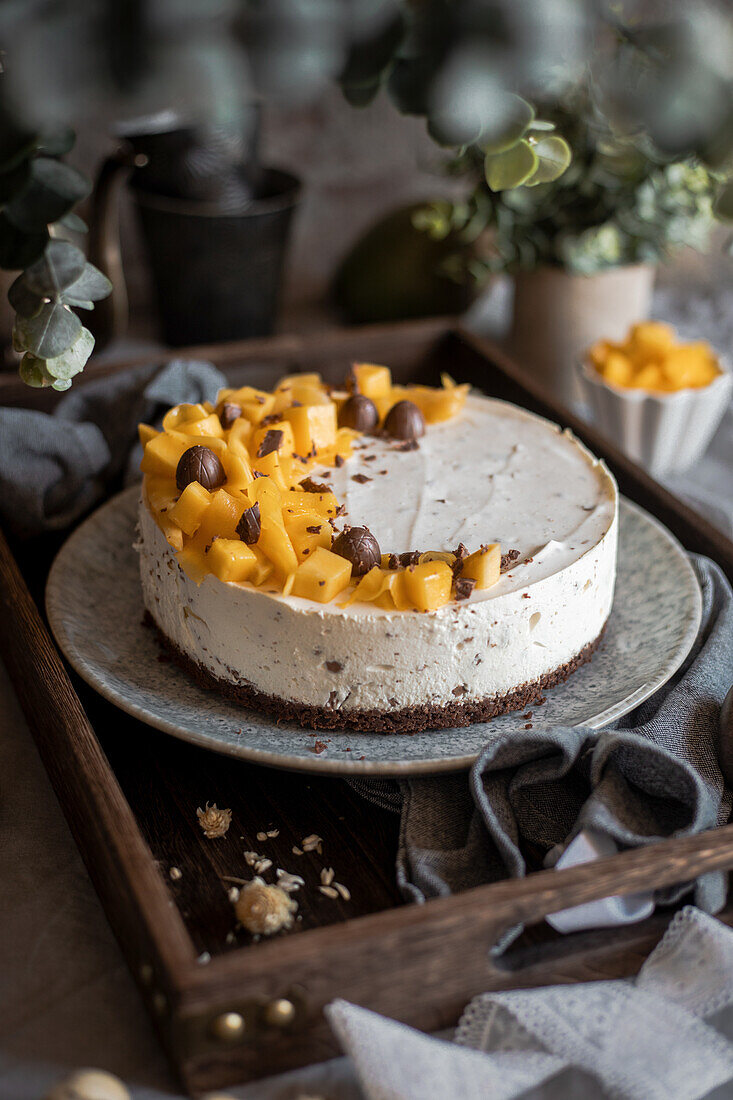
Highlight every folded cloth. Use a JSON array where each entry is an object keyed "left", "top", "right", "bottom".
[
  {"left": 351, "top": 555, "right": 733, "bottom": 947},
  {"left": 326, "top": 906, "right": 733, "bottom": 1100},
  {"left": 0, "top": 359, "right": 226, "bottom": 538}
]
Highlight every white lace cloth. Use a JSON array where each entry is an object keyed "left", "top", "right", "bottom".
[{"left": 326, "top": 907, "right": 733, "bottom": 1100}]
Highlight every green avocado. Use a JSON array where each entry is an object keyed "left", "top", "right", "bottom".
[{"left": 332, "top": 203, "right": 476, "bottom": 324}]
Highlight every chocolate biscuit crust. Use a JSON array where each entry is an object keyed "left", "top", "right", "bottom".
[{"left": 146, "top": 612, "right": 604, "bottom": 734}]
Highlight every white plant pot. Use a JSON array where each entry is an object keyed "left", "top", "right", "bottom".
[{"left": 509, "top": 264, "right": 656, "bottom": 407}]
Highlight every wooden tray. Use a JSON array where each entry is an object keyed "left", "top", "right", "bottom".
[{"left": 2, "top": 319, "right": 733, "bottom": 1097}]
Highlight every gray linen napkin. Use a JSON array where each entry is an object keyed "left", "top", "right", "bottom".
[
  {"left": 352, "top": 555, "right": 733, "bottom": 948},
  {"left": 0, "top": 359, "right": 226, "bottom": 537},
  {"left": 326, "top": 905, "right": 733, "bottom": 1100}
]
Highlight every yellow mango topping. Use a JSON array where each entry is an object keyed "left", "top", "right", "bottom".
[
  {"left": 140, "top": 366, "right": 484, "bottom": 607},
  {"left": 588, "top": 322, "right": 721, "bottom": 392},
  {"left": 207, "top": 538, "right": 257, "bottom": 583},
  {"left": 292, "top": 546, "right": 352, "bottom": 603},
  {"left": 169, "top": 481, "right": 211, "bottom": 537},
  {"left": 403, "top": 560, "right": 453, "bottom": 612},
  {"left": 461, "top": 544, "right": 501, "bottom": 590},
  {"left": 351, "top": 363, "right": 392, "bottom": 399}
]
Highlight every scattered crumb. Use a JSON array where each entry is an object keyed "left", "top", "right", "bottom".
[
  {"left": 301, "top": 834, "right": 323, "bottom": 854},
  {"left": 169, "top": 866, "right": 182, "bottom": 881},
  {"left": 320, "top": 867, "right": 335, "bottom": 886},
  {"left": 319, "top": 885, "right": 339, "bottom": 899},
  {"left": 276, "top": 869, "right": 305, "bottom": 893},
  {"left": 292, "top": 846, "right": 303, "bottom": 856},
  {"left": 234, "top": 877, "right": 298, "bottom": 936},
  {"left": 196, "top": 803, "right": 232, "bottom": 839},
  {"left": 228, "top": 886, "right": 240, "bottom": 903}
]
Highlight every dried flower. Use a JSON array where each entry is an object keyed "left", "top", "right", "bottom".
[
  {"left": 196, "top": 803, "right": 232, "bottom": 839},
  {"left": 234, "top": 877, "right": 298, "bottom": 936}
]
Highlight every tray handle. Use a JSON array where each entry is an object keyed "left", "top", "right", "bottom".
[{"left": 482, "top": 824, "right": 733, "bottom": 962}]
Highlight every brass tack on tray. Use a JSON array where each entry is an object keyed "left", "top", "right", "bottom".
[
  {"left": 263, "top": 997, "right": 297, "bottom": 1028},
  {"left": 210, "top": 1011, "right": 246, "bottom": 1042}
]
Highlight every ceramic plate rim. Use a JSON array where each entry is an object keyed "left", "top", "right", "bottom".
[{"left": 45, "top": 487, "right": 702, "bottom": 776}]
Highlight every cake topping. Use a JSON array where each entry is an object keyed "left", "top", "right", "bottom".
[
  {"left": 256, "top": 429, "right": 284, "bottom": 458},
  {"left": 236, "top": 502, "right": 261, "bottom": 545},
  {"left": 219, "top": 402, "right": 242, "bottom": 430},
  {"left": 300, "top": 476, "right": 331, "bottom": 494},
  {"left": 500, "top": 548, "right": 521, "bottom": 572},
  {"left": 454, "top": 576, "right": 476, "bottom": 601},
  {"left": 352, "top": 473, "right": 371, "bottom": 484},
  {"left": 175, "top": 446, "right": 227, "bottom": 492},
  {"left": 338, "top": 394, "right": 379, "bottom": 432},
  {"left": 332, "top": 526, "right": 381, "bottom": 577},
  {"left": 383, "top": 400, "right": 425, "bottom": 442}
]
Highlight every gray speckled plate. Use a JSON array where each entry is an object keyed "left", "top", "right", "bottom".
[{"left": 46, "top": 487, "right": 701, "bottom": 776}]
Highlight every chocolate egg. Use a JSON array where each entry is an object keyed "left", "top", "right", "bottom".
[
  {"left": 175, "top": 445, "right": 226, "bottom": 492},
  {"left": 383, "top": 400, "right": 425, "bottom": 442},
  {"left": 331, "top": 526, "right": 381, "bottom": 577}
]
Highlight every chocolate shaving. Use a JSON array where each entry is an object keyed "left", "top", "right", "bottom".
[
  {"left": 325, "top": 660, "right": 343, "bottom": 672},
  {"left": 500, "top": 549, "right": 520, "bottom": 573},
  {"left": 387, "top": 553, "right": 399, "bottom": 570},
  {"left": 260, "top": 413, "right": 281, "bottom": 427},
  {"left": 256, "top": 429, "right": 283, "bottom": 458},
  {"left": 393, "top": 440, "right": 419, "bottom": 452},
  {"left": 352, "top": 473, "right": 371, "bottom": 484},
  {"left": 300, "top": 477, "right": 331, "bottom": 494},
  {"left": 363, "top": 454, "right": 376, "bottom": 462},
  {"left": 454, "top": 576, "right": 476, "bottom": 601},
  {"left": 306, "top": 524, "right": 322, "bottom": 534},
  {"left": 335, "top": 454, "right": 345, "bottom": 467},
  {"left": 236, "top": 502, "right": 261, "bottom": 545},
  {"left": 219, "top": 402, "right": 242, "bottom": 430},
  {"left": 398, "top": 551, "right": 420, "bottom": 568},
  {"left": 253, "top": 470, "right": 266, "bottom": 478}
]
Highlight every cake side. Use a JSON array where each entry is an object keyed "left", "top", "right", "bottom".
[{"left": 138, "top": 493, "right": 617, "bottom": 717}]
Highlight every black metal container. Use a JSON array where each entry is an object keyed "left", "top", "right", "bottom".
[{"left": 132, "top": 167, "right": 300, "bottom": 346}]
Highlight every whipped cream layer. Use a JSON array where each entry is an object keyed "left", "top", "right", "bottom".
[{"left": 138, "top": 396, "right": 618, "bottom": 716}]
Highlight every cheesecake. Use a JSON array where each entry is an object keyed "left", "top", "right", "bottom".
[{"left": 136, "top": 366, "right": 617, "bottom": 731}]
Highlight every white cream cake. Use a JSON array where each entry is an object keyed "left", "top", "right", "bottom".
[{"left": 136, "top": 367, "right": 617, "bottom": 732}]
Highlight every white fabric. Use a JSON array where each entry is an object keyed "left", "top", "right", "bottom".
[
  {"left": 544, "top": 829, "right": 654, "bottom": 933},
  {"left": 327, "top": 908, "right": 733, "bottom": 1100}
]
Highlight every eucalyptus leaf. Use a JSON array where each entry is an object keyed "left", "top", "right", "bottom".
[
  {"left": 8, "top": 274, "right": 45, "bottom": 318},
  {"left": 0, "top": 213, "right": 48, "bottom": 270},
  {"left": 61, "top": 295, "right": 94, "bottom": 310},
  {"left": 19, "top": 354, "right": 49, "bottom": 388},
  {"left": 528, "top": 119, "right": 556, "bottom": 132},
  {"left": 58, "top": 211, "right": 88, "bottom": 233},
  {"left": 36, "top": 127, "right": 76, "bottom": 157},
  {"left": 42, "top": 325, "right": 94, "bottom": 380},
  {"left": 525, "top": 135, "right": 572, "bottom": 186},
  {"left": 62, "top": 261, "right": 112, "bottom": 301},
  {"left": 24, "top": 240, "right": 86, "bottom": 295},
  {"left": 485, "top": 140, "right": 538, "bottom": 192},
  {"left": 14, "top": 301, "right": 82, "bottom": 359},
  {"left": 479, "top": 96, "right": 535, "bottom": 155},
  {"left": 4, "top": 156, "right": 91, "bottom": 232}
]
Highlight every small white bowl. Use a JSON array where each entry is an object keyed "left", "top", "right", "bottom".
[{"left": 579, "top": 357, "right": 733, "bottom": 479}]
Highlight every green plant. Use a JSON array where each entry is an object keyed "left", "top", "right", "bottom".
[
  {"left": 0, "top": 120, "right": 111, "bottom": 391},
  {"left": 415, "top": 86, "right": 720, "bottom": 281}
]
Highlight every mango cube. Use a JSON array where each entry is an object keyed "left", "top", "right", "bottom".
[
  {"left": 400, "top": 382, "right": 469, "bottom": 423},
  {"left": 249, "top": 546, "right": 274, "bottom": 586},
  {"left": 227, "top": 418, "right": 254, "bottom": 456},
  {"left": 283, "top": 512, "right": 332, "bottom": 563},
  {"left": 258, "top": 521, "right": 299, "bottom": 577},
  {"left": 229, "top": 386, "right": 276, "bottom": 424},
  {"left": 282, "top": 488, "right": 339, "bottom": 520},
  {"left": 292, "top": 546, "right": 352, "bottom": 603},
  {"left": 162, "top": 403, "right": 209, "bottom": 433},
  {"left": 221, "top": 451, "right": 254, "bottom": 494},
  {"left": 176, "top": 543, "right": 209, "bottom": 584},
  {"left": 145, "top": 476, "right": 177, "bottom": 515},
  {"left": 461, "top": 543, "right": 500, "bottom": 590},
  {"left": 196, "top": 490, "right": 246, "bottom": 543},
  {"left": 351, "top": 363, "right": 392, "bottom": 399},
  {"left": 284, "top": 403, "right": 337, "bottom": 456},
  {"left": 140, "top": 432, "right": 193, "bottom": 479},
  {"left": 629, "top": 364, "right": 665, "bottom": 391},
  {"left": 138, "top": 423, "right": 158, "bottom": 447},
  {"left": 628, "top": 321, "right": 675, "bottom": 361},
  {"left": 169, "top": 481, "right": 212, "bottom": 536},
  {"left": 403, "top": 560, "right": 452, "bottom": 611},
  {"left": 601, "top": 352, "right": 634, "bottom": 388},
  {"left": 158, "top": 517, "right": 184, "bottom": 552},
  {"left": 207, "top": 538, "right": 257, "bottom": 583},
  {"left": 662, "top": 344, "right": 717, "bottom": 389},
  {"left": 244, "top": 476, "right": 283, "bottom": 524}
]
